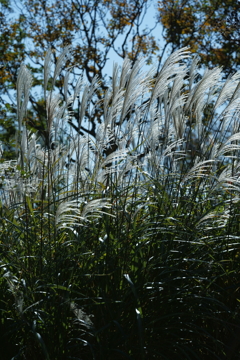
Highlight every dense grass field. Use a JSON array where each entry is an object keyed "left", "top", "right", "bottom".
[{"left": 1, "top": 47, "right": 240, "bottom": 359}]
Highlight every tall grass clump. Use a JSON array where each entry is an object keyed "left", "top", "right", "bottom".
[{"left": 1, "top": 47, "right": 240, "bottom": 359}]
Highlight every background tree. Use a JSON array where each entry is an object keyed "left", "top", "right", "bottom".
[{"left": 157, "top": 0, "right": 240, "bottom": 75}]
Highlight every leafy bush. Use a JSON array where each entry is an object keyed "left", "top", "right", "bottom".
[{"left": 1, "top": 47, "right": 240, "bottom": 359}]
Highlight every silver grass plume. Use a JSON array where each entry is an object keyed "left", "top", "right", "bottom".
[
  {"left": 17, "top": 64, "right": 32, "bottom": 131},
  {"left": 52, "top": 45, "right": 72, "bottom": 88},
  {"left": 44, "top": 48, "right": 52, "bottom": 100},
  {"left": 55, "top": 198, "right": 112, "bottom": 231}
]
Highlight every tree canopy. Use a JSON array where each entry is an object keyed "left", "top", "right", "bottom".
[
  {"left": 0, "top": 0, "right": 239, "bottom": 158},
  {"left": 158, "top": 0, "right": 240, "bottom": 74}
]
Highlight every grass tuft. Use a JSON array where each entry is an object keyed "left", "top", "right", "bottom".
[{"left": 1, "top": 47, "right": 240, "bottom": 359}]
